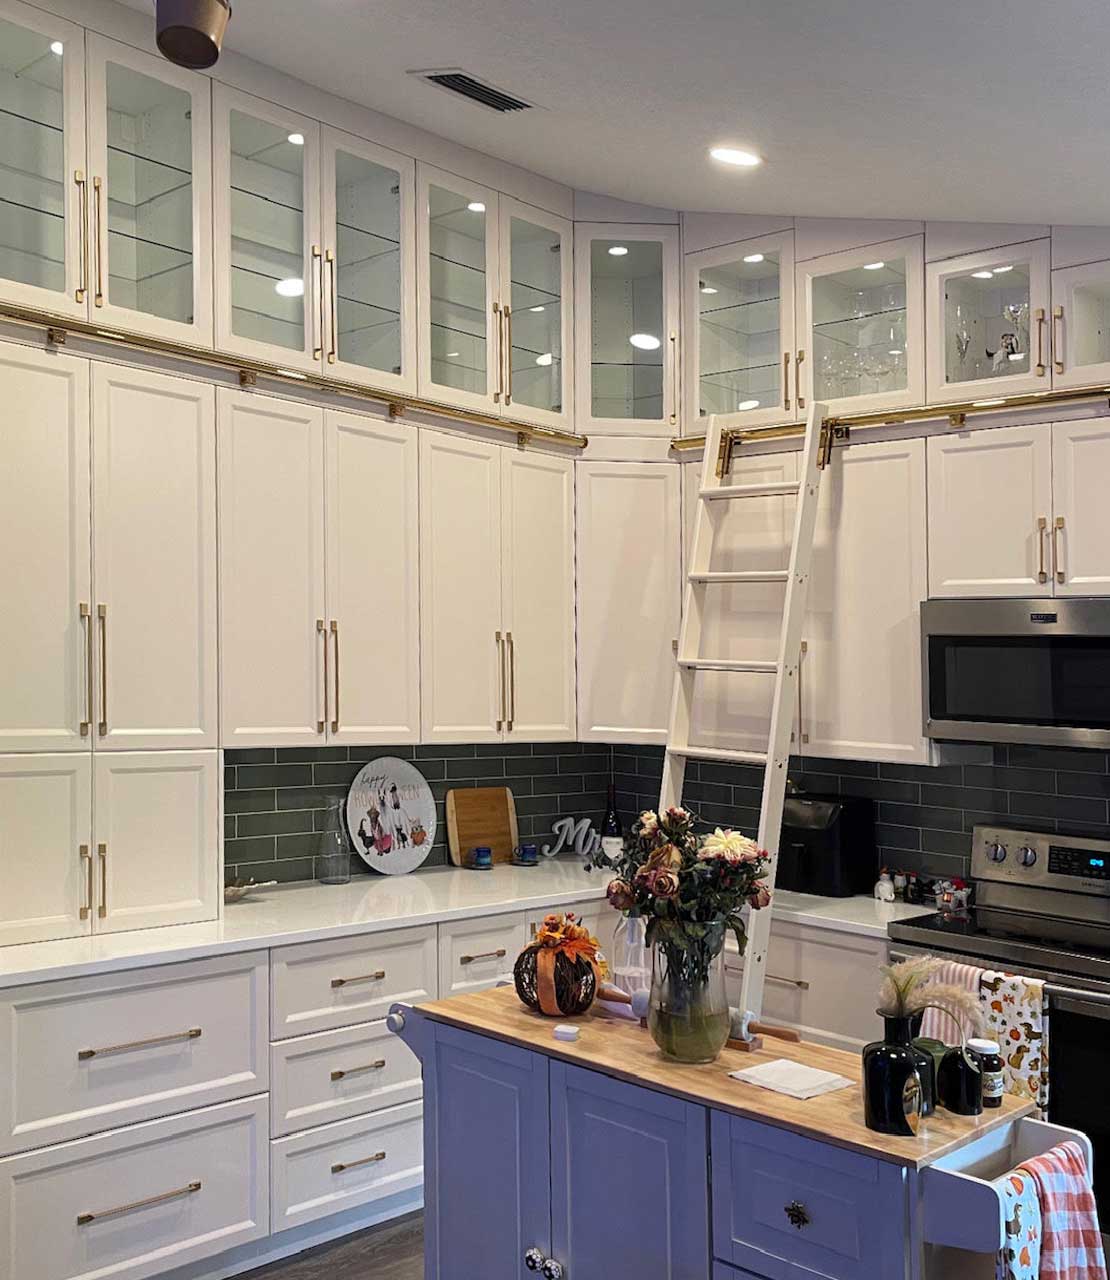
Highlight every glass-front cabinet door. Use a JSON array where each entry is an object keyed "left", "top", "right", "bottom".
[
  {"left": 499, "top": 196, "right": 572, "bottom": 431},
  {"left": 86, "top": 35, "right": 212, "bottom": 344},
  {"left": 1050, "top": 257, "right": 1110, "bottom": 390},
  {"left": 417, "top": 164, "right": 501, "bottom": 413},
  {"left": 320, "top": 127, "right": 415, "bottom": 393},
  {"left": 926, "top": 240, "right": 1050, "bottom": 403},
  {"left": 213, "top": 84, "right": 321, "bottom": 373},
  {"left": 684, "top": 230, "right": 795, "bottom": 431},
  {"left": 574, "top": 223, "right": 680, "bottom": 436},
  {"left": 797, "top": 235, "right": 924, "bottom": 416},
  {"left": 0, "top": 0, "right": 86, "bottom": 317}
]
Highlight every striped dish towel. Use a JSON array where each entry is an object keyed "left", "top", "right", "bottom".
[
  {"left": 919, "top": 960, "right": 984, "bottom": 1041},
  {"left": 1020, "top": 1140, "right": 1107, "bottom": 1280}
]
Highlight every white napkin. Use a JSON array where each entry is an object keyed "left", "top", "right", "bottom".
[{"left": 728, "top": 1058, "right": 853, "bottom": 1100}]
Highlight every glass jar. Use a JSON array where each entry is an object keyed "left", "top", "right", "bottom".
[
  {"left": 647, "top": 940, "right": 730, "bottom": 1064},
  {"left": 316, "top": 797, "right": 351, "bottom": 885}
]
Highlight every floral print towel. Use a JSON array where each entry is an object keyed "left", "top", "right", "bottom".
[
  {"left": 980, "top": 969, "right": 1049, "bottom": 1111},
  {"left": 996, "top": 1167, "right": 1042, "bottom": 1280}
]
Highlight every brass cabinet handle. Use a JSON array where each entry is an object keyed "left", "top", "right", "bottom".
[
  {"left": 495, "top": 630, "right": 506, "bottom": 730},
  {"left": 504, "top": 303, "right": 513, "bottom": 404},
  {"left": 78, "top": 1180, "right": 201, "bottom": 1226},
  {"left": 97, "top": 604, "right": 108, "bottom": 735},
  {"left": 783, "top": 352, "right": 791, "bottom": 411},
  {"left": 79, "top": 1026, "right": 201, "bottom": 1062},
  {"left": 723, "top": 961, "right": 810, "bottom": 990},
  {"left": 784, "top": 1200, "right": 810, "bottom": 1229},
  {"left": 1037, "top": 516, "right": 1048, "bottom": 583},
  {"left": 669, "top": 330, "right": 679, "bottom": 425},
  {"left": 97, "top": 842, "right": 107, "bottom": 918},
  {"left": 507, "top": 630, "right": 515, "bottom": 731},
  {"left": 79, "top": 602, "right": 93, "bottom": 735},
  {"left": 492, "top": 302, "right": 503, "bottom": 402},
  {"left": 330, "top": 620, "right": 340, "bottom": 732},
  {"left": 1053, "top": 304, "right": 1064, "bottom": 374},
  {"left": 1054, "top": 515, "right": 1066, "bottom": 584},
  {"left": 326, "top": 248, "right": 338, "bottom": 364},
  {"left": 795, "top": 349, "right": 805, "bottom": 409},
  {"left": 1034, "top": 307, "right": 1046, "bottom": 376},
  {"left": 92, "top": 176, "right": 104, "bottom": 307},
  {"left": 311, "top": 245, "right": 323, "bottom": 359},
  {"left": 74, "top": 171, "right": 88, "bottom": 303},
  {"left": 460, "top": 948, "right": 507, "bottom": 965},
  {"left": 331, "top": 1059, "right": 386, "bottom": 1081},
  {"left": 317, "top": 618, "right": 327, "bottom": 733},
  {"left": 331, "top": 970, "right": 386, "bottom": 989},
  {"left": 331, "top": 1151, "right": 385, "bottom": 1174},
  {"left": 79, "top": 844, "right": 92, "bottom": 921}
]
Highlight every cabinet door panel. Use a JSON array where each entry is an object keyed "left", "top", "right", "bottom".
[
  {"left": 0, "top": 343, "right": 90, "bottom": 752},
  {"left": 0, "top": 754, "right": 91, "bottom": 947},
  {"left": 93, "top": 750, "right": 219, "bottom": 933},
  {"left": 502, "top": 450, "right": 576, "bottom": 740},
  {"left": 1052, "top": 418, "right": 1110, "bottom": 596},
  {"left": 423, "top": 1023, "right": 550, "bottom": 1280},
  {"left": 419, "top": 430, "right": 503, "bottom": 742},
  {"left": 1053, "top": 260, "right": 1110, "bottom": 388},
  {"left": 93, "top": 365, "right": 217, "bottom": 749},
  {"left": 550, "top": 1060, "right": 709, "bottom": 1280},
  {"left": 325, "top": 410, "right": 420, "bottom": 743},
  {"left": 926, "top": 426, "right": 1053, "bottom": 599},
  {"left": 576, "top": 462, "right": 681, "bottom": 743},
  {"left": 803, "top": 439, "right": 929, "bottom": 764},
  {"left": 218, "top": 389, "right": 326, "bottom": 747}
]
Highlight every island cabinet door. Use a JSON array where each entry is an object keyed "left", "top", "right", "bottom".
[
  {"left": 549, "top": 1061, "right": 710, "bottom": 1280},
  {"left": 423, "top": 1023, "right": 551, "bottom": 1280}
]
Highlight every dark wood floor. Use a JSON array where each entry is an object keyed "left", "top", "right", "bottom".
[{"left": 241, "top": 1212, "right": 423, "bottom": 1280}]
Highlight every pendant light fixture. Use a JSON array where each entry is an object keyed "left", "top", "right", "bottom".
[{"left": 155, "top": 0, "right": 232, "bottom": 69}]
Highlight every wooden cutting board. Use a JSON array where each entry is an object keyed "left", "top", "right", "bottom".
[{"left": 446, "top": 787, "right": 519, "bottom": 866}]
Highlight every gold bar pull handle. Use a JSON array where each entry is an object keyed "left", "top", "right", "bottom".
[
  {"left": 1053, "top": 304, "right": 1065, "bottom": 375},
  {"left": 331, "top": 1059, "right": 386, "bottom": 1081},
  {"left": 77, "top": 1180, "right": 201, "bottom": 1226},
  {"left": 1037, "top": 516, "right": 1048, "bottom": 584},
  {"left": 79, "top": 602, "right": 93, "bottom": 735},
  {"left": 330, "top": 619, "right": 340, "bottom": 733},
  {"left": 330, "top": 970, "right": 386, "bottom": 989},
  {"left": 783, "top": 352, "right": 791, "bottom": 412},
  {"left": 795, "top": 349, "right": 805, "bottom": 410},
  {"left": 92, "top": 176, "right": 104, "bottom": 308},
  {"left": 326, "top": 248, "right": 338, "bottom": 364},
  {"left": 506, "top": 630, "right": 515, "bottom": 732},
  {"left": 311, "top": 245, "right": 323, "bottom": 359},
  {"left": 495, "top": 630, "right": 505, "bottom": 730},
  {"left": 1034, "top": 307, "right": 1046, "bottom": 376},
  {"left": 317, "top": 618, "right": 327, "bottom": 734},
  {"left": 668, "top": 331, "right": 678, "bottom": 425},
  {"left": 79, "top": 844, "right": 92, "bottom": 921},
  {"left": 492, "top": 302, "right": 503, "bottom": 402},
  {"left": 459, "top": 948, "right": 507, "bottom": 965},
  {"left": 723, "top": 961, "right": 810, "bottom": 990},
  {"left": 74, "top": 171, "right": 88, "bottom": 303},
  {"left": 1054, "top": 515, "right": 1066, "bottom": 584},
  {"left": 97, "top": 604, "right": 108, "bottom": 736},
  {"left": 78, "top": 1027, "right": 202, "bottom": 1061},
  {"left": 331, "top": 1152, "right": 386, "bottom": 1175},
  {"left": 97, "top": 842, "right": 107, "bottom": 919},
  {"left": 504, "top": 304, "right": 513, "bottom": 404}
]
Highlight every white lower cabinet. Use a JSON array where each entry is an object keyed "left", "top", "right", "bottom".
[
  {"left": 438, "top": 913, "right": 527, "bottom": 997},
  {"left": 0, "top": 1096, "right": 269, "bottom": 1280}
]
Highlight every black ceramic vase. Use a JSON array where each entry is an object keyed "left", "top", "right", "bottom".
[{"left": 862, "top": 1014, "right": 935, "bottom": 1136}]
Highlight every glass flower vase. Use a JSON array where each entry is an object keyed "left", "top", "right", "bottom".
[{"left": 647, "top": 941, "right": 730, "bottom": 1064}]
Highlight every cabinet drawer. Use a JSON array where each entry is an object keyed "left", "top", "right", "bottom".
[
  {"left": 0, "top": 1095, "right": 268, "bottom": 1280},
  {"left": 438, "top": 913, "right": 527, "bottom": 998},
  {"left": 271, "top": 1100, "right": 423, "bottom": 1233},
  {"left": 271, "top": 926, "right": 437, "bottom": 1039},
  {"left": 0, "top": 952, "right": 268, "bottom": 1156},
  {"left": 271, "top": 1020, "right": 422, "bottom": 1137},
  {"left": 711, "top": 1112, "right": 906, "bottom": 1280}
]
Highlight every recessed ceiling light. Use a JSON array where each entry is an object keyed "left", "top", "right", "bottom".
[
  {"left": 971, "top": 270, "right": 994, "bottom": 279},
  {"left": 467, "top": 201, "right": 485, "bottom": 213},
  {"left": 888, "top": 349, "right": 903, "bottom": 356},
  {"left": 743, "top": 253, "right": 765, "bottom": 264},
  {"left": 274, "top": 277, "right": 304, "bottom": 297},
  {"left": 863, "top": 262, "right": 885, "bottom": 271},
  {"left": 736, "top": 399, "right": 761, "bottom": 411},
  {"left": 993, "top": 264, "right": 1013, "bottom": 273},
  {"left": 535, "top": 352, "right": 553, "bottom": 367},
  {"left": 699, "top": 284, "right": 718, "bottom": 295},
  {"left": 709, "top": 146, "right": 762, "bottom": 168},
  {"left": 529, "top": 305, "right": 545, "bottom": 313},
  {"left": 50, "top": 40, "right": 63, "bottom": 55},
  {"left": 287, "top": 132, "right": 305, "bottom": 146},
  {"left": 629, "top": 333, "right": 661, "bottom": 351},
  {"left": 608, "top": 245, "right": 629, "bottom": 256},
  {"left": 446, "top": 351, "right": 459, "bottom": 358},
  {"left": 972, "top": 398, "right": 1006, "bottom": 407}
]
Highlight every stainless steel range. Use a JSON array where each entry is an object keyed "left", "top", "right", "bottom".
[{"left": 890, "top": 823, "right": 1110, "bottom": 1223}]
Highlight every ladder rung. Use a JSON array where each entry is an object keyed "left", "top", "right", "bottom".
[
  {"left": 670, "top": 745, "right": 769, "bottom": 766},
  {"left": 677, "top": 658, "right": 777, "bottom": 673},
  {"left": 688, "top": 570, "right": 789, "bottom": 585},
  {"left": 700, "top": 481, "right": 800, "bottom": 501}
]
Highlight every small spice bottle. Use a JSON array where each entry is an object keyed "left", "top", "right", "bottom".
[{"left": 967, "top": 1037, "right": 1005, "bottom": 1108}]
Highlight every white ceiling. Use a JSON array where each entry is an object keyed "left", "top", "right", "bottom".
[{"left": 138, "top": 0, "right": 1110, "bottom": 223}]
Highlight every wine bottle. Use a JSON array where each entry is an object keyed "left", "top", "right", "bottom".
[{"left": 600, "top": 782, "right": 623, "bottom": 859}]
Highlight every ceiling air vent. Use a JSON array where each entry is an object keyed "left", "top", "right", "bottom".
[{"left": 409, "top": 68, "right": 535, "bottom": 114}]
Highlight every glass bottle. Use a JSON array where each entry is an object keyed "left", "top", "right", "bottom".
[{"left": 316, "top": 797, "right": 351, "bottom": 885}]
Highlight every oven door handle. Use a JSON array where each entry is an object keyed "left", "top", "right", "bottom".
[{"left": 1050, "top": 989, "right": 1110, "bottom": 1018}]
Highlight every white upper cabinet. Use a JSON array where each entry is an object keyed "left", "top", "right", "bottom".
[
  {"left": 1050, "top": 258, "right": 1110, "bottom": 389},
  {"left": 926, "top": 240, "right": 1051, "bottom": 403},
  {"left": 85, "top": 34, "right": 212, "bottom": 344},
  {"left": 324, "top": 410, "right": 420, "bottom": 743},
  {"left": 802, "top": 438, "right": 929, "bottom": 764},
  {"left": 575, "top": 223, "right": 680, "bottom": 436},
  {"left": 1046, "top": 419, "right": 1110, "bottom": 596},
  {"left": 320, "top": 128, "right": 416, "bottom": 393},
  {"left": 927, "top": 425, "right": 1053, "bottom": 599},
  {"left": 0, "top": 343, "right": 90, "bottom": 754},
  {"left": 576, "top": 461, "right": 681, "bottom": 742},
  {"left": 92, "top": 364, "right": 218, "bottom": 750},
  {"left": 684, "top": 231, "right": 796, "bottom": 432},
  {"left": 0, "top": 0, "right": 86, "bottom": 318},
  {"left": 214, "top": 85, "right": 322, "bottom": 372},
  {"left": 796, "top": 235, "right": 925, "bottom": 418}
]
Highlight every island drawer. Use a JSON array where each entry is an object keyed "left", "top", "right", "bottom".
[
  {"left": 270, "top": 1099, "right": 423, "bottom": 1233},
  {"left": 0, "top": 952, "right": 269, "bottom": 1156},
  {"left": 270, "top": 926, "right": 437, "bottom": 1039},
  {"left": 711, "top": 1112, "right": 906, "bottom": 1280},
  {"left": 270, "top": 1019, "right": 422, "bottom": 1137},
  {"left": 0, "top": 1095, "right": 269, "bottom": 1280},
  {"left": 438, "top": 913, "right": 528, "bottom": 997}
]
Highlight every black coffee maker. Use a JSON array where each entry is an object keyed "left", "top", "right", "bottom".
[{"left": 776, "top": 792, "right": 877, "bottom": 897}]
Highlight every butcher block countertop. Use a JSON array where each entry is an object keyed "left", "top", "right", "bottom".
[{"left": 416, "top": 985, "right": 1034, "bottom": 1170}]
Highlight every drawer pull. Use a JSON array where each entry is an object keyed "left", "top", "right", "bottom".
[
  {"left": 77, "top": 1180, "right": 201, "bottom": 1226},
  {"left": 784, "top": 1199, "right": 810, "bottom": 1229},
  {"left": 460, "top": 948, "right": 507, "bottom": 965},
  {"left": 78, "top": 1027, "right": 202, "bottom": 1061},
  {"left": 330, "top": 970, "right": 386, "bottom": 989},
  {"left": 331, "top": 1059, "right": 386, "bottom": 1081},
  {"left": 331, "top": 1150, "right": 386, "bottom": 1174},
  {"left": 723, "top": 964, "right": 810, "bottom": 991}
]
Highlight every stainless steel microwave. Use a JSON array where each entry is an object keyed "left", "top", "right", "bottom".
[{"left": 922, "top": 598, "right": 1110, "bottom": 748}]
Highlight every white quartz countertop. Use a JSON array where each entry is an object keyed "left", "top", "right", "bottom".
[{"left": 0, "top": 860, "right": 930, "bottom": 990}]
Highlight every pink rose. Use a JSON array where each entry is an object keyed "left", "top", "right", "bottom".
[
  {"left": 651, "top": 869, "right": 681, "bottom": 899},
  {"left": 606, "top": 878, "right": 635, "bottom": 911},
  {"left": 748, "top": 882, "right": 772, "bottom": 910}
]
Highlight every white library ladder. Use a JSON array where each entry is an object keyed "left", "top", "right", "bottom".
[{"left": 658, "top": 401, "right": 833, "bottom": 1020}]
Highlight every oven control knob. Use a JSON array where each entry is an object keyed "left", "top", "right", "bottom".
[
  {"left": 986, "top": 842, "right": 1007, "bottom": 863},
  {"left": 1017, "top": 846, "right": 1038, "bottom": 867}
]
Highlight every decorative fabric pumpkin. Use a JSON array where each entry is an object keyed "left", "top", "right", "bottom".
[{"left": 513, "top": 912, "right": 607, "bottom": 1017}]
